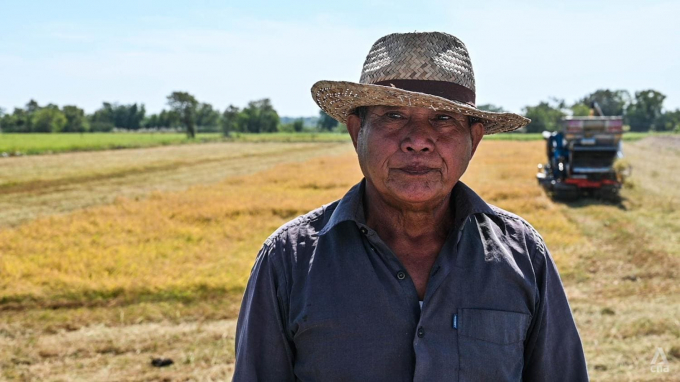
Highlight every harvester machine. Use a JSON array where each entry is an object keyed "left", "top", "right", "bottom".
[{"left": 537, "top": 103, "right": 629, "bottom": 200}]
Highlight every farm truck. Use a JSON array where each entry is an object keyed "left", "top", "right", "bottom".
[{"left": 536, "top": 103, "right": 629, "bottom": 200}]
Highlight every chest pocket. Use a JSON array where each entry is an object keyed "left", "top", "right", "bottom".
[{"left": 457, "top": 308, "right": 530, "bottom": 381}]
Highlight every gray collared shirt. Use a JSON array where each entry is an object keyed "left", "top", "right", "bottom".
[{"left": 234, "top": 179, "right": 588, "bottom": 381}]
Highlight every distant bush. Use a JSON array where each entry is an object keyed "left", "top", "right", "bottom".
[{"left": 90, "top": 121, "right": 115, "bottom": 132}]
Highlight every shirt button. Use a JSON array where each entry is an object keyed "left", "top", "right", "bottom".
[
  {"left": 396, "top": 271, "right": 406, "bottom": 280},
  {"left": 360, "top": 227, "right": 368, "bottom": 235},
  {"left": 417, "top": 327, "right": 425, "bottom": 338}
]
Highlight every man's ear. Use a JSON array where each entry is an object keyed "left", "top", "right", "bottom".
[
  {"left": 346, "top": 114, "right": 362, "bottom": 151},
  {"left": 469, "top": 121, "right": 485, "bottom": 158}
]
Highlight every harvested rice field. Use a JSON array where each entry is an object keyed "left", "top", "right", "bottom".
[{"left": 1, "top": 137, "right": 678, "bottom": 381}]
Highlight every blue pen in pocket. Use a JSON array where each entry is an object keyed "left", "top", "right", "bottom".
[{"left": 452, "top": 313, "right": 458, "bottom": 329}]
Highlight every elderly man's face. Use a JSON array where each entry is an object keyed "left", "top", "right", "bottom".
[{"left": 346, "top": 106, "right": 484, "bottom": 208}]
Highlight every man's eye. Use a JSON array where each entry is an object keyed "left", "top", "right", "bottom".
[
  {"left": 435, "top": 114, "right": 453, "bottom": 120},
  {"left": 386, "top": 112, "right": 403, "bottom": 119}
]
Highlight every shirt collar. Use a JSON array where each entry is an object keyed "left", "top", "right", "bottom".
[
  {"left": 318, "top": 178, "right": 366, "bottom": 236},
  {"left": 318, "top": 178, "right": 504, "bottom": 236}
]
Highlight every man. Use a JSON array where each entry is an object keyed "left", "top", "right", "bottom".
[{"left": 234, "top": 32, "right": 588, "bottom": 381}]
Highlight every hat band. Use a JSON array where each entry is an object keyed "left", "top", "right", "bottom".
[{"left": 374, "top": 79, "right": 476, "bottom": 107}]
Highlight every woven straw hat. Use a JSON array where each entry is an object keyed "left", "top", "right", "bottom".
[{"left": 311, "top": 32, "right": 530, "bottom": 134}]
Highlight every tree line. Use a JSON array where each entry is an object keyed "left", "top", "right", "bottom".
[
  {"left": 1, "top": 88, "right": 677, "bottom": 136},
  {"left": 0, "top": 91, "right": 340, "bottom": 138},
  {"left": 499, "top": 88, "right": 680, "bottom": 133}
]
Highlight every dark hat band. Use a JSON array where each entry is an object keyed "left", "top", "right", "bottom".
[{"left": 374, "top": 80, "right": 476, "bottom": 107}]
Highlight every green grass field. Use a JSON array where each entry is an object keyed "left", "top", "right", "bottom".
[
  {"left": 0, "top": 131, "right": 673, "bottom": 156},
  {"left": 0, "top": 132, "right": 358, "bottom": 156},
  {"left": 0, "top": 133, "right": 223, "bottom": 155},
  {"left": 227, "top": 131, "right": 352, "bottom": 142}
]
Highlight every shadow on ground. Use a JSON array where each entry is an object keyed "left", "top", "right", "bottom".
[{"left": 546, "top": 192, "right": 629, "bottom": 211}]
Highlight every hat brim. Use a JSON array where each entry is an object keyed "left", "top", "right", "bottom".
[{"left": 311, "top": 80, "right": 530, "bottom": 134}]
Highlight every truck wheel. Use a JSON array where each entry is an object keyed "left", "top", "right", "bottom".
[
  {"left": 553, "top": 189, "right": 579, "bottom": 201},
  {"left": 597, "top": 186, "right": 620, "bottom": 203},
  {"left": 552, "top": 183, "right": 579, "bottom": 201}
]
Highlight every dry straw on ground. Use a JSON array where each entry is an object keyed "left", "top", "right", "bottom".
[
  {"left": 1, "top": 138, "right": 679, "bottom": 381},
  {"left": 0, "top": 141, "right": 351, "bottom": 228}
]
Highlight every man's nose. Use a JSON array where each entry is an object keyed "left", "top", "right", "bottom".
[{"left": 400, "top": 120, "right": 435, "bottom": 153}]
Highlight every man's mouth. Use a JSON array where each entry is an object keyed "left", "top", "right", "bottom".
[{"left": 398, "top": 166, "right": 436, "bottom": 175}]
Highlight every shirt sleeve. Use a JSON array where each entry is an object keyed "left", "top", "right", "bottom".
[
  {"left": 233, "top": 240, "right": 295, "bottom": 381},
  {"left": 523, "top": 229, "right": 589, "bottom": 381}
]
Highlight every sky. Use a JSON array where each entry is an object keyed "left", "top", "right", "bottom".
[{"left": 1, "top": 0, "right": 679, "bottom": 118}]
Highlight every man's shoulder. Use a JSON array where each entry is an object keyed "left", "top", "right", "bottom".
[
  {"left": 485, "top": 203, "right": 548, "bottom": 253},
  {"left": 488, "top": 204, "right": 536, "bottom": 230},
  {"left": 263, "top": 199, "right": 340, "bottom": 248},
  {"left": 455, "top": 181, "right": 545, "bottom": 248}
]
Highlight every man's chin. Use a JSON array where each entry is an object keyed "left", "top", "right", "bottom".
[{"left": 385, "top": 184, "right": 448, "bottom": 207}]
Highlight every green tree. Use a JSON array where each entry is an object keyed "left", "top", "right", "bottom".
[
  {"left": 196, "top": 103, "right": 220, "bottom": 131},
  {"left": 91, "top": 102, "right": 146, "bottom": 130},
  {"left": 167, "top": 91, "right": 199, "bottom": 138},
  {"left": 293, "top": 118, "right": 304, "bottom": 132},
  {"left": 241, "top": 99, "right": 279, "bottom": 133},
  {"left": 578, "top": 89, "right": 631, "bottom": 116},
  {"left": 143, "top": 114, "right": 160, "bottom": 128},
  {"left": 25, "top": 99, "right": 39, "bottom": 114},
  {"left": 570, "top": 103, "right": 591, "bottom": 117},
  {"left": 0, "top": 112, "right": 12, "bottom": 133},
  {"left": 6, "top": 108, "right": 30, "bottom": 132},
  {"left": 153, "top": 109, "right": 182, "bottom": 128},
  {"left": 143, "top": 110, "right": 180, "bottom": 129},
  {"left": 221, "top": 105, "right": 241, "bottom": 136},
  {"left": 32, "top": 106, "right": 67, "bottom": 133},
  {"left": 0, "top": 107, "right": 5, "bottom": 132},
  {"left": 654, "top": 109, "right": 680, "bottom": 132},
  {"left": 24, "top": 99, "right": 40, "bottom": 131},
  {"left": 62, "top": 105, "right": 89, "bottom": 133},
  {"left": 89, "top": 102, "right": 115, "bottom": 132},
  {"left": 626, "top": 90, "right": 666, "bottom": 131},
  {"left": 159, "top": 110, "right": 180, "bottom": 128},
  {"left": 123, "top": 104, "right": 145, "bottom": 130},
  {"left": 135, "top": 104, "right": 146, "bottom": 129},
  {"left": 317, "top": 110, "right": 338, "bottom": 131},
  {"left": 523, "top": 99, "right": 566, "bottom": 133},
  {"left": 113, "top": 103, "right": 144, "bottom": 130}
]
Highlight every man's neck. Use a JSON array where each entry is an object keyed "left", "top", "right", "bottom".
[{"left": 363, "top": 179, "right": 454, "bottom": 251}]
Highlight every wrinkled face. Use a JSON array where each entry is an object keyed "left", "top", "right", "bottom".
[{"left": 346, "top": 105, "right": 484, "bottom": 209}]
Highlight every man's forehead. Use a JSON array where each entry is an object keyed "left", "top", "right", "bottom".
[{"left": 369, "top": 105, "right": 467, "bottom": 118}]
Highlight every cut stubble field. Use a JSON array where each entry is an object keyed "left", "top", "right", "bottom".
[
  {"left": 0, "top": 137, "right": 679, "bottom": 381},
  {"left": 0, "top": 141, "right": 352, "bottom": 228}
]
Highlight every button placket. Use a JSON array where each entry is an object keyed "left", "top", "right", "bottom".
[{"left": 359, "top": 223, "right": 420, "bottom": 314}]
